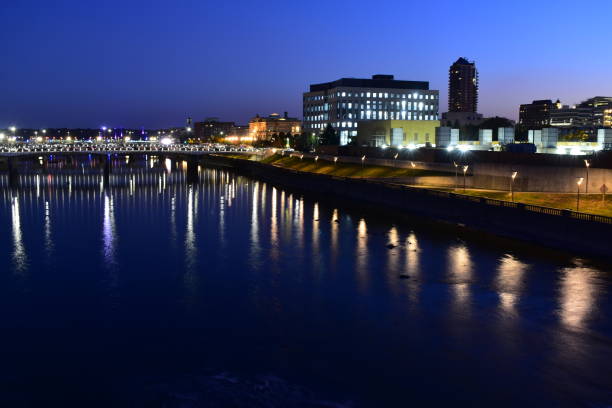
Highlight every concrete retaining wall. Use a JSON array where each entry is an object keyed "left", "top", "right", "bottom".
[
  {"left": 206, "top": 155, "right": 612, "bottom": 260},
  {"left": 295, "top": 153, "right": 611, "bottom": 193}
]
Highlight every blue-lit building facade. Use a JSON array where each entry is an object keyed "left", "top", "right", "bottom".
[{"left": 303, "top": 75, "right": 439, "bottom": 145}]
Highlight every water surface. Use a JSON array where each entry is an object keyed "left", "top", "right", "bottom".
[{"left": 0, "top": 156, "right": 611, "bottom": 407}]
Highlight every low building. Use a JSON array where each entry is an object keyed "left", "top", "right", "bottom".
[
  {"left": 249, "top": 112, "right": 301, "bottom": 142},
  {"left": 435, "top": 127, "right": 460, "bottom": 147},
  {"left": 498, "top": 127, "right": 515, "bottom": 145},
  {"left": 356, "top": 120, "right": 439, "bottom": 147},
  {"left": 598, "top": 129, "right": 612, "bottom": 150},
  {"left": 194, "top": 118, "right": 235, "bottom": 141}
]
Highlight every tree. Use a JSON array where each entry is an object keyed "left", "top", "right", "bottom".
[
  {"left": 319, "top": 124, "right": 339, "bottom": 145},
  {"left": 294, "top": 132, "right": 318, "bottom": 151},
  {"left": 561, "top": 130, "right": 590, "bottom": 142}
]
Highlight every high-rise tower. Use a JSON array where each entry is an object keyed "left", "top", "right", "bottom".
[{"left": 448, "top": 57, "right": 478, "bottom": 113}]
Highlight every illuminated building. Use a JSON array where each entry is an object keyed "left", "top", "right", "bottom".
[
  {"left": 303, "top": 74, "right": 439, "bottom": 145},
  {"left": 248, "top": 112, "right": 301, "bottom": 142},
  {"left": 519, "top": 99, "right": 560, "bottom": 130},
  {"left": 356, "top": 120, "right": 440, "bottom": 147}
]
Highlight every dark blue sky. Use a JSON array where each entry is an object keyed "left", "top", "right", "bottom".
[{"left": 2, "top": 0, "right": 611, "bottom": 129}]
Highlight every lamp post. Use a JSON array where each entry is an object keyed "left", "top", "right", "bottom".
[
  {"left": 511, "top": 171, "right": 518, "bottom": 202},
  {"left": 334, "top": 156, "right": 338, "bottom": 166},
  {"left": 453, "top": 161, "right": 459, "bottom": 191},
  {"left": 361, "top": 155, "right": 366, "bottom": 168},
  {"left": 10, "top": 126, "right": 16, "bottom": 140},
  {"left": 463, "top": 165, "right": 469, "bottom": 192},
  {"left": 584, "top": 159, "right": 590, "bottom": 194},
  {"left": 576, "top": 177, "right": 584, "bottom": 211}
]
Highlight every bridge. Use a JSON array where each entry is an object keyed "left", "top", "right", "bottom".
[
  {"left": 0, "top": 143, "right": 256, "bottom": 157},
  {"left": 0, "top": 143, "right": 260, "bottom": 187}
]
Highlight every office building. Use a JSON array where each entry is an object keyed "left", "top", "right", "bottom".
[
  {"left": 519, "top": 99, "right": 560, "bottom": 130},
  {"left": 448, "top": 57, "right": 478, "bottom": 113},
  {"left": 578, "top": 96, "right": 612, "bottom": 127},
  {"left": 521, "top": 96, "right": 612, "bottom": 130},
  {"left": 303, "top": 74, "right": 439, "bottom": 145},
  {"left": 249, "top": 112, "right": 301, "bottom": 142}
]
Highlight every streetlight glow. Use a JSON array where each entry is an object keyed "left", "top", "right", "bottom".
[
  {"left": 511, "top": 171, "right": 518, "bottom": 202},
  {"left": 576, "top": 177, "right": 584, "bottom": 211}
]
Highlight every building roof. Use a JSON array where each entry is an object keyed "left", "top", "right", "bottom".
[
  {"left": 250, "top": 113, "right": 300, "bottom": 122},
  {"left": 309, "top": 75, "right": 429, "bottom": 92},
  {"left": 453, "top": 57, "right": 474, "bottom": 66}
]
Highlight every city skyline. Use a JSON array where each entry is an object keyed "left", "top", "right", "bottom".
[{"left": 2, "top": 0, "right": 611, "bottom": 129}]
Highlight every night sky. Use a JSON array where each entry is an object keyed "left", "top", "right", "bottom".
[{"left": 2, "top": 0, "right": 611, "bottom": 129}]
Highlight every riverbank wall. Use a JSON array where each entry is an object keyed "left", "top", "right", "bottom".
[
  {"left": 204, "top": 155, "right": 612, "bottom": 260},
  {"left": 300, "top": 152, "right": 612, "bottom": 193}
]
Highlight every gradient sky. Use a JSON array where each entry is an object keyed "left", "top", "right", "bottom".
[{"left": 2, "top": 0, "right": 611, "bottom": 129}]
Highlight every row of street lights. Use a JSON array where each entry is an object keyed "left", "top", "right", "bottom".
[{"left": 292, "top": 152, "right": 595, "bottom": 212}]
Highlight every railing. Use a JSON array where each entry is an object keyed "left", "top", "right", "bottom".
[{"left": 0, "top": 144, "right": 256, "bottom": 155}]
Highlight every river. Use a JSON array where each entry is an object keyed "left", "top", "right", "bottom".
[{"left": 0, "top": 155, "right": 610, "bottom": 407}]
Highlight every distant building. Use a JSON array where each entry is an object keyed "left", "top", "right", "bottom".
[
  {"left": 448, "top": 57, "right": 478, "bottom": 113},
  {"left": 550, "top": 105, "right": 591, "bottom": 128},
  {"left": 194, "top": 118, "right": 235, "bottom": 141},
  {"left": 356, "top": 120, "right": 440, "bottom": 147},
  {"left": 232, "top": 125, "right": 249, "bottom": 137},
  {"left": 303, "top": 74, "right": 439, "bottom": 145},
  {"left": 249, "top": 112, "right": 301, "bottom": 142},
  {"left": 579, "top": 96, "right": 612, "bottom": 127},
  {"left": 520, "top": 96, "right": 612, "bottom": 131},
  {"left": 519, "top": 99, "right": 560, "bottom": 130}
]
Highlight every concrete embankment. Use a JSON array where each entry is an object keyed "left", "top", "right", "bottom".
[
  {"left": 204, "top": 155, "right": 612, "bottom": 260},
  {"left": 300, "top": 152, "right": 612, "bottom": 193}
]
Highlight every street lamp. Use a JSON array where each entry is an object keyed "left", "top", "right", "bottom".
[
  {"left": 314, "top": 155, "right": 319, "bottom": 162},
  {"left": 511, "top": 171, "right": 518, "bottom": 202},
  {"left": 576, "top": 177, "right": 584, "bottom": 211},
  {"left": 463, "top": 165, "right": 469, "bottom": 192},
  {"left": 453, "top": 161, "right": 459, "bottom": 190},
  {"left": 361, "top": 155, "right": 366, "bottom": 168},
  {"left": 584, "top": 159, "right": 590, "bottom": 194},
  {"left": 334, "top": 156, "right": 338, "bottom": 166}
]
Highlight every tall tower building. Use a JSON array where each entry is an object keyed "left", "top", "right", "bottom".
[{"left": 448, "top": 57, "right": 478, "bottom": 113}]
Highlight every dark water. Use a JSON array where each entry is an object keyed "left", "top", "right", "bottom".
[{"left": 0, "top": 156, "right": 611, "bottom": 407}]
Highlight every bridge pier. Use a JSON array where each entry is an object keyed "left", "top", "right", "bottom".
[
  {"left": 186, "top": 158, "right": 200, "bottom": 184},
  {"left": 98, "top": 154, "right": 112, "bottom": 188},
  {"left": 8, "top": 157, "right": 19, "bottom": 188}
]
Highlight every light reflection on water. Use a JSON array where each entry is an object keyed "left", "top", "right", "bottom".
[{"left": 0, "top": 157, "right": 610, "bottom": 407}]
